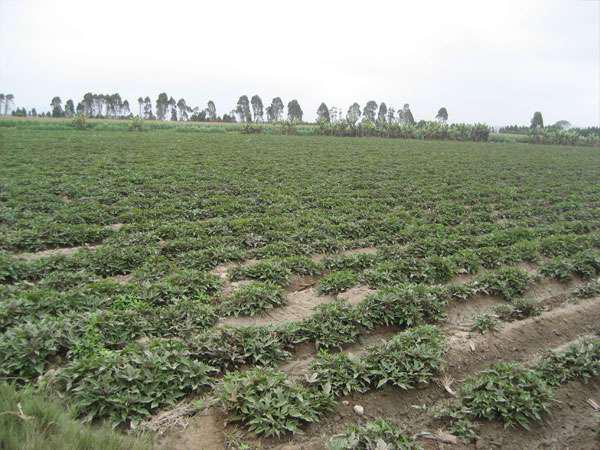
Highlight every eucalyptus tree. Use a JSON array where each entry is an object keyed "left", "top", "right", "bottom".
[
  {"left": 137, "top": 97, "right": 144, "bottom": 117},
  {"left": 377, "top": 102, "right": 388, "bottom": 124},
  {"left": 236, "top": 95, "right": 252, "bottom": 122},
  {"left": 435, "top": 107, "right": 448, "bottom": 123},
  {"left": 122, "top": 100, "right": 130, "bottom": 117},
  {"left": 177, "top": 98, "right": 188, "bottom": 120},
  {"left": 4, "top": 94, "right": 14, "bottom": 116},
  {"left": 530, "top": 111, "right": 544, "bottom": 128},
  {"left": 329, "top": 106, "right": 339, "bottom": 123},
  {"left": 401, "top": 104, "right": 415, "bottom": 125},
  {"left": 317, "top": 102, "right": 330, "bottom": 122},
  {"left": 363, "top": 100, "right": 378, "bottom": 122},
  {"left": 64, "top": 99, "right": 75, "bottom": 117},
  {"left": 287, "top": 99, "right": 303, "bottom": 122},
  {"left": 156, "top": 93, "right": 169, "bottom": 120},
  {"left": 266, "top": 97, "right": 284, "bottom": 122},
  {"left": 346, "top": 102, "right": 361, "bottom": 125},
  {"left": 143, "top": 96, "right": 153, "bottom": 119},
  {"left": 386, "top": 106, "right": 396, "bottom": 124},
  {"left": 206, "top": 100, "right": 217, "bottom": 121},
  {"left": 51, "top": 96, "right": 64, "bottom": 117},
  {"left": 251, "top": 95, "right": 264, "bottom": 122}
]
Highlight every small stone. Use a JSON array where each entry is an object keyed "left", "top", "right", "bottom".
[
  {"left": 342, "top": 400, "right": 350, "bottom": 406},
  {"left": 353, "top": 405, "right": 364, "bottom": 415}
]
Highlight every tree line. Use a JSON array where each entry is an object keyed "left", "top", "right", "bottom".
[{"left": 0, "top": 91, "right": 453, "bottom": 126}]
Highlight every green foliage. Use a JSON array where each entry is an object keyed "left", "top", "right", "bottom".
[
  {"left": 301, "top": 300, "right": 363, "bottom": 350},
  {"left": 0, "top": 383, "right": 148, "bottom": 450},
  {"left": 458, "top": 363, "right": 554, "bottom": 429},
  {"left": 470, "top": 313, "right": 500, "bottom": 334},
  {"left": 221, "top": 282, "right": 285, "bottom": 316},
  {"left": 186, "top": 326, "right": 291, "bottom": 370},
  {"left": 363, "top": 325, "right": 444, "bottom": 390},
  {"left": 356, "top": 286, "right": 445, "bottom": 329},
  {"left": 56, "top": 340, "right": 215, "bottom": 427},
  {"left": 240, "top": 123, "right": 263, "bottom": 134},
  {"left": 218, "top": 367, "right": 335, "bottom": 437},
  {"left": 574, "top": 279, "right": 600, "bottom": 298},
  {"left": 307, "top": 352, "right": 371, "bottom": 397},
  {"left": 71, "top": 114, "right": 89, "bottom": 130},
  {"left": 493, "top": 298, "right": 541, "bottom": 321},
  {"left": 230, "top": 260, "right": 291, "bottom": 286},
  {"left": 540, "top": 257, "right": 574, "bottom": 282},
  {"left": 328, "top": 419, "right": 418, "bottom": 450},
  {"left": 535, "top": 338, "right": 600, "bottom": 386},
  {"left": 280, "top": 255, "right": 323, "bottom": 275},
  {"left": 318, "top": 270, "right": 359, "bottom": 294},
  {"left": 471, "top": 267, "right": 530, "bottom": 300},
  {"left": 126, "top": 117, "right": 143, "bottom": 132},
  {"left": 0, "top": 319, "right": 69, "bottom": 383}
]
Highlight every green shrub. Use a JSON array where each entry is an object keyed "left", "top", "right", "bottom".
[
  {"left": 540, "top": 258, "right": 574, "bottom": 282},
  {"left": 230, "top": 260, "right": 291, "bottom": 286},
  {"left": 574, "top": 279, "right": 600, "bottom": 298},
  {"left": 328, "top": 419, "right": 418, "bottom": 450},
  {"left": 318, "top": 270, "right": 359, "bottom": 294},
  {"left": 458, "top": 363, "right": 553, "bottom": 429},
  {"left": 321, "top": 253, "right": 377, "bottom": 272},
  {"left": 0, "top": 319, "right": 69, "bottom": 383},
  {"left": 307, "top": 352, "right": 370, "bottom": 397},
  {"left": 186, "top": 326, "right": 291, "bottom": 370},
  {"left": 142, "top": 269, "right": 221, "bottom": 305},
  {"left": 0, "top": 252, "right": 26, "bottom": 283},
  {"left": 472, "top": 267, "right": 530, "bottom": 301},
  {"left": 280, "top": 255, "right": 323, "bottom": 275},
  {"left": 71, "top": 114, "right": 89, "bottom": 130},
  {"left": 56, "top": 340, "right": 215, "bottom": 427},
  {"left": 424, "top": 256, "right": 457, "bottom": 283},
  {"left": 535, "top": 338, "right": 600, "bottom": 386},
  {"left": 221, "top": 282, "right": 285, "bottom": 316},
  {"left": 301, "top": 300, "right": 363, "bottom": 350},
  {"left": 0, "top": 383, "right": 148, "bottom": 450},
  {"left": 571, "top": 250, "right": 600, "bottom": 279},
  {"left": 218, "top": 367, "right": 335, "bottom": 437},
  {"left": 363, "top": 325, "right": 444, "bottom": 390},
  {"left": 493, "top": 298, "right": 540, "bottom": 321},
  {"left": 470, "top": 313, "right": 500, "bottom": 334},
  {"left": 240, "top": 123, "right": 263, "bottom": 134},
  {"left": 128, "top": 117, "right": 144, "bottom": 131},
  {"left": 356, "top": 286, "right": 445, "bottom": 329}
]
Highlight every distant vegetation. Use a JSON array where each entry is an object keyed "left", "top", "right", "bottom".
[{"left": 1, "top": 92, "right": 598, "bottom": 145}]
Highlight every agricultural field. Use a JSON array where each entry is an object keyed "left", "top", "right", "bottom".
[{"left": 1, "top": 121, "right": 600, "bottom": 449}]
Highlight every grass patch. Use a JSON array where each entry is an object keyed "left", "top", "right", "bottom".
[{"left": 0, "top": 383, "right": 148, "bottom": 450}]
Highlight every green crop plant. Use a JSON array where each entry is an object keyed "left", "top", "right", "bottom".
[
  {"left": 218, "top": 367, "right": 335, "bottom": 437},
  {"left": 220, "top": 282, "right": 285, "bottom": 316}
]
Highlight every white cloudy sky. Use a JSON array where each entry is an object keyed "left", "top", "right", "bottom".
[{"left": 0, "top": 0, "right": 598, "bottom": 126}]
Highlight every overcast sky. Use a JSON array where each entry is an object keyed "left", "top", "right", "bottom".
[{"left": 0, "top": 0, "right": 598, "bottom": 126}]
